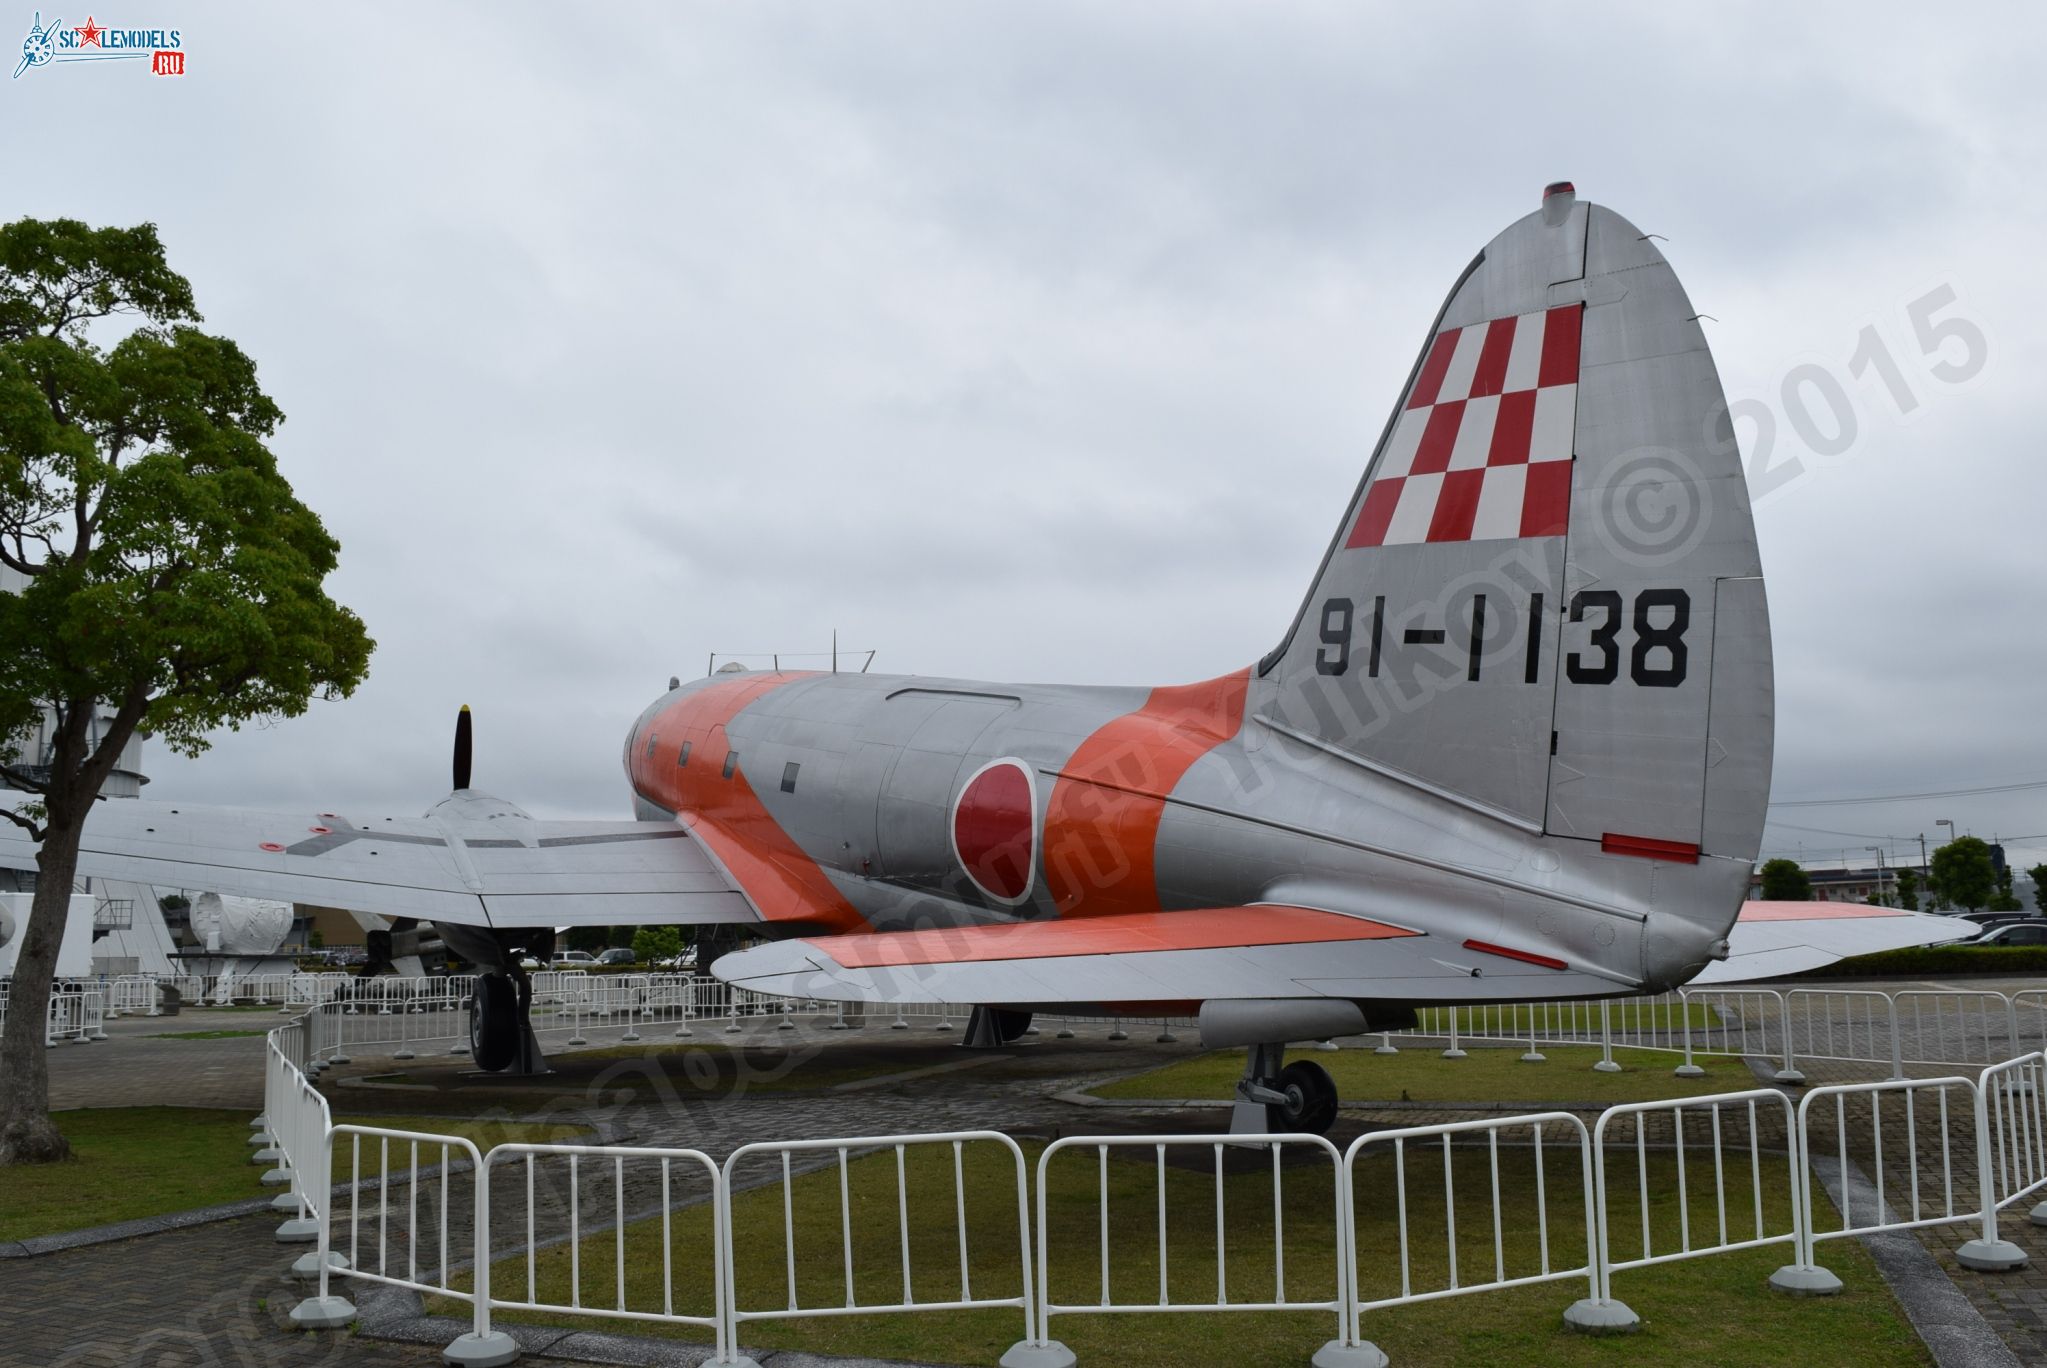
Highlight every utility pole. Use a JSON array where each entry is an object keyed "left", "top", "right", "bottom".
[{"left": 1866, "top": 846, "right": 1889, "bottom": 906}]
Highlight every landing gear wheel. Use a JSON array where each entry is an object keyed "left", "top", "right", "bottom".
[
  {"left": 469, "top": 973, "right": 519, "bottom": 1072},
  {"left": 1270, "top": 1060, "right": 1339, "bottom": 1134}
]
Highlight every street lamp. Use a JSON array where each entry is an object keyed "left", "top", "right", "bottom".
[{"left": 1867, "top": 847, "right": 1890, "bottom": 906}]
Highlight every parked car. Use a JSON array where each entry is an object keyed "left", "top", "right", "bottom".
[
  {"left": 1955, "top": 910, "right": 2031, "bottom": 928},
  {"left": 1969, "top": 920, "right": 2047, "bottom": 947},
  {"left": 550, "top": 950, "right": 597, "bottom": 968},
  {"left": 596, "top": 948, "right": 636, "bottom": 967},
  {"left": 517, "top": 955, "right": 541, "bottom": 970},
  {"left": 655, "top": 952, "right": 697, "bottom": 972}
]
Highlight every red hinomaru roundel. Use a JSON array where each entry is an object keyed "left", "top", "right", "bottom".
[{"left": 950, "top": 758, "right": 1038, "bottom": 904}]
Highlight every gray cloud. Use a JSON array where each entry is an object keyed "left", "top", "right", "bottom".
[{"left": 8, "top": 2, "right": 2042, "bottom": 870}]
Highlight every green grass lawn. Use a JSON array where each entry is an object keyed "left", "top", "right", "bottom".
[
  {"left": 452, "top": 1136, "right": 1925, "bottom": 1367},
  {"left": 0, "top": 1107, "right": 588, "bottom": 1244},
  {"left": 1090, "top": 1045, "right": 1759, "bottom": 1106}
]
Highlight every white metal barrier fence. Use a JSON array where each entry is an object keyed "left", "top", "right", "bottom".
[
  {"left": 0, "top": 986, "right": 107, "bottom": 1044},
  {"left": 1026, "top": 1133, "right": 1345, "bottom": 1362},
  {"left": 1337, "top": 1111, "right": 1596, "bottom": 1360},
  {"left": 726, "top": 1133, "right": 1037, "bottom": 1358}
]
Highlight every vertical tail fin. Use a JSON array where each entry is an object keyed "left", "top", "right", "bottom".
[{"left": 1255, "top": 184, "right": 1770, "bottom": 864}]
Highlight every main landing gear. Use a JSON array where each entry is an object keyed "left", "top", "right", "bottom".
[
  {"left": 467, "top": 964, "right": 548, "bottom": 1075},
  {"left": 1232, "top": 1042, "right": 1339, "bottom": 1135}
]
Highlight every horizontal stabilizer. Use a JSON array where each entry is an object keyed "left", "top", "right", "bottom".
[
  {"left": 712, "top": 903, "right": 1629, "bottom": 1007},
  {"left": 1690, "top": 901, "right": 1970, "bottom": 984}
]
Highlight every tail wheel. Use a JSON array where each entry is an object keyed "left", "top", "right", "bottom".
[
  {"left": 469, "top": 972, "right": 519, "bottom": 1072},
  {"left": 1269, "top": 1060, "right": 1339, "bottom": 1134}
]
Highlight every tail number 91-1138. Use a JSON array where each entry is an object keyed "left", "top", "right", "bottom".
[{"left": 1314, "top": 589, "right": 1690, "bottom": 688}]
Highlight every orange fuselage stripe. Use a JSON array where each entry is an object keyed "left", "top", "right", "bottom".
[
  {"left": 1041, "top": 670, "right": 1251, "bottom": 919},
  {"left": 634, "top": 673, "right": 865, "bottom": 933},
  {"left": 809, "top": 904, "right": 1415, "bottom": 968}
]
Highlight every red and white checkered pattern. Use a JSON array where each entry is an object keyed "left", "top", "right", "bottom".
[{"left": 1345, "top": 304, "right": 1581, "bottom": 549}]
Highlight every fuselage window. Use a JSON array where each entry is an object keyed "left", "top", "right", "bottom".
[
  {"left": 644, "top": 732, "right": 659, "bottom": 760},
  {"left": 781, "top": 761, "right": 800, "bottom": 794},
  {"left": 722, "top": 751, "right": 739, "bottom": 779},
  {"left": 677, "top": 740, "right": 692, "bottom": 768}
]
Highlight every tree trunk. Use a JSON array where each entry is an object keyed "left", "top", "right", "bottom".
[{"left": 0, "top": 821, "right": 80, "bottom": 1165}]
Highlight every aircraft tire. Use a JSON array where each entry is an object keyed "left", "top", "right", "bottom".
[
  {"left": 1271, "top": 1060, "right": 1339, "bottom": 1135},
  {"left": 470, "top": 973, "right": 520, "bottom": 1072}
]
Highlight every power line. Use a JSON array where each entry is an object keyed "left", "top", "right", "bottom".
[{"left": 1770, "top": 778, "right": 2047, "bottom": 808}]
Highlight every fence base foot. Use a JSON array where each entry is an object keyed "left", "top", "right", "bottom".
[
  {"left": 1000, "top": 1340, "right": 1077, "bottom": 1368},
  {"left": 260, "top": 1167, "right": 292, "bottom": 1186},
  {"left": 1520, "top": 1051, "right": 1546, "bottom": 1063},
  {"left": 393, "top": 1048, "right": 415, "bottom": 1061},
  {"left": 443, "top": 1329, "right": 521, "bottom": 1366},
  {"left": 288, "top": 1294, "right": 355, "bottom": 1329},
  {"left": 1774, "top": 1068, "right": 1806, "bottom": 1085},
  {"left": 1314, "top": 1039, "right": 1340, "bottom": 1052},
  {"left": 1769, "top": 1263, "right": 1843, "bottom": 1295},
  {"left": 1674, "top": 1063, "right": 1706, "bottom": 1078},
  {"left": 289, "top": 1249, "right": 350, "bottom": 1281},
  {"left": 251, "top": 1147, "right": 280, "bottom": 1164},
  {"left": 1563, "top": 1297, "right": 1640, "bottom": 1334},
  {"left": 1592, "top": 1060, "right": 1621, "bottom": 1074},
  {"left": 1311, "top": 1340, "right": 1387, "bottom": 1368},
  {"left": 249, "top": 1130, "right": 275, "bottom": 1147},
  {"left": 1374, "top": 1044, "right": 1398, "bottom": 1056},
  {"left": 274, "top": 1216, "right": 320, "bottom": 1243},
  {"left": 270, "top": 1191, "right": 300, "bottom": 1212},
  {"left": 2030, "top": 1200, "right": 2047, "bottom": 1227},
  {"left": 1441, "top": 1048, "right": 1467, "bottom": 1059},
  {"left": 1958, "top": 1237, "right": 2029, "bottom": 1271}
]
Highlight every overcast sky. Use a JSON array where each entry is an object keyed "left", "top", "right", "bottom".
[{"left": 11, "top": 3, "right": 2045, "bottom": 875}]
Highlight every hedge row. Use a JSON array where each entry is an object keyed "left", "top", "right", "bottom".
[{"left": 1785, "top": 943, "right": 2047, "bottom": 980}]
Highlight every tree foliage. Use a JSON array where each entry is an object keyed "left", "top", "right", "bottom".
[
  {"left": 1894, "top": 867, "right": 1920, "bottom": 912},
  {"left": 631, "top": 925, "right": 684, "bottom": 965},
  {"left": 1988, "top": 866, "right": 2023, "bottom": 914},
  {"left": 2030, "top": 865, "right": 2047, "bottom": 915},
  {"left": 1930, "top": 837, "right": 1998, "bottom": 913},
  {"left": 0, "top": 217, "right": 373, "bottom": 1164},
  {"left": 1759, "top": 858, "right": 1812, "bottom": 902}
]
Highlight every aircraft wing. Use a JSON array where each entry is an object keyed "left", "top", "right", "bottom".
[
  {"left": 710, "top": 903, "right": 1641, "bottom": 1006},
  {"left": 0, "top": 795, "right": 753, "bottom": 930},
  {"left": 1688, "top": 901, "right": 1974, "bottom": 984}
]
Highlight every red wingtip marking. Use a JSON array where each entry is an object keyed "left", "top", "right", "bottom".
[{"left": 1601, "top": 832, "right": 1702, "bottom": 864}]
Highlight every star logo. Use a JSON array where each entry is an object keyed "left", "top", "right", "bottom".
[{"left": 73, "top": 14, "right": 100, "bottom": 46}]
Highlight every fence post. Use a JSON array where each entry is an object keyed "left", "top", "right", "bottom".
[
  {"left": 1593, "top": 1001, "right": 1621, "bottom": 1073},
  {"left": 1957, "top": 1063, "right": 2031, "bottom": 1271},
  {"left": 1888, "top": 992, "right": 1906, "bottom": 1081},
  {"left": 1767, "top": 1093, "right": 1845, "bottom": 1295},
  {"left": 1563, "top": 1112, "right": 1639, "bottom": 1333},
  {"left": 1441, "top": 1007, "right": 1467, "bottom": 1060},
  {"left": 442, "top": 1149, "right": 519, "bottom": 1366},
  {"left": 1674, "top": 991, "right": 1705, "bottom": 1078},
  {"left": 1772, "top": 991, "right": 1804, "bottom": 1085},
  {"left": 288, "top": 1132, "right": 354, "bottom": 1327},
  {"left": 1374, "top": 1030, "right": 1398, "bottom": 1056},
  {"left": 1521, "top": 1003, "right": 1545, "bottom": 1063}
]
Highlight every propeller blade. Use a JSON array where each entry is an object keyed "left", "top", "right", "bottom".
[{"left": 453, "top": 705, "right": 473, "bottom": 791}]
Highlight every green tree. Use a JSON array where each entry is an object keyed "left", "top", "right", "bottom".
[
  {"left": 1929, "top": 837, "right": 1997, "bottom": 913},
  {"left": 1988, "top": 866, "right": 2022, "bottom": 914},
  {"left": 1894, "top": 867, "right": 1920, "bottom": 912},
  {"left": 631, "top": 925, "right": 683, "bottom": 965},
  {"left": 1759, "top": 858, "right": 1812, "bottom": 902},
  {"left": 0, "top": 219, "right": 371, "bottom": 1164},
  {"left": 2030, "top": 864, "right": 2047, "bottom": 915}
]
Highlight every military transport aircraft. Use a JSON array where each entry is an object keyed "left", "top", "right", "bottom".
[{"left": 0, "top": 185, "right": 1958, "bottom": 1133}]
